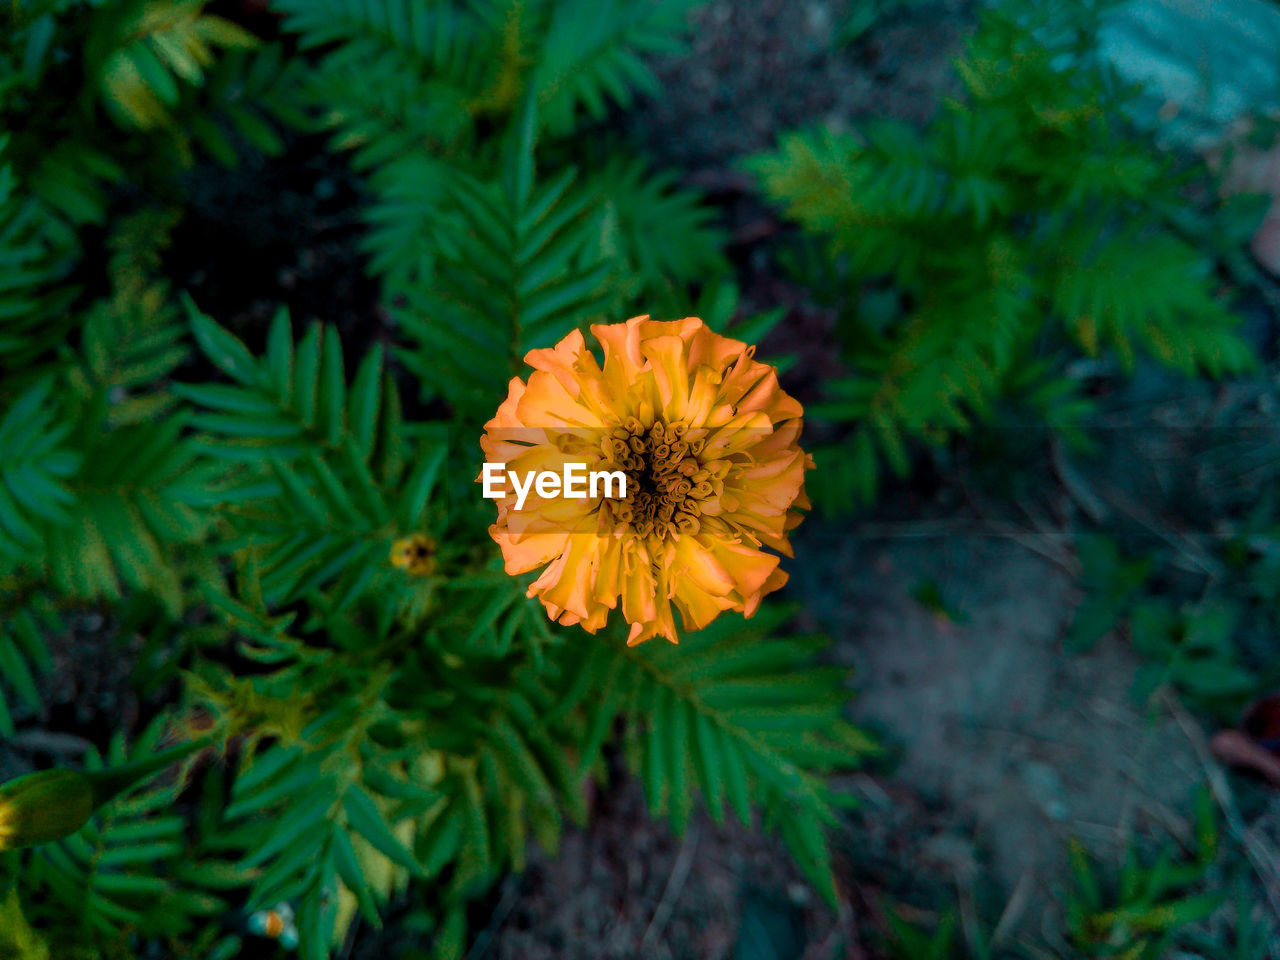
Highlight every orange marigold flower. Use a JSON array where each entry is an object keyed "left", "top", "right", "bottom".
[{"left": 479, "top": 315, "right": 813, "bottom": 645}]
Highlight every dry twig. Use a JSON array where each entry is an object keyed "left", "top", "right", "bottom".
[{"left": 638, "top": 819, "right": 700, "bottom": 957}]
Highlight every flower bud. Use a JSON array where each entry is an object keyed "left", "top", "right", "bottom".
[
  {"left": 390, "top": 534, "right": 437, "bottom": 576},
  {"left": 0, "top": 733, "right": 214, "bottom": 850},
  {"left": 0, "top": 769, "right": 94, "bottom": 850}
]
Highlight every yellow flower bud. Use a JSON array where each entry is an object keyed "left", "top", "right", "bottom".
[
  {"left": 0, "top": 769, "right": 94, "bottom": 850},
  {"left": 0, "top": 733, "right": 215, "bottom": 850},
  {"left": 390, "top": 534, "right": 437, "bottom": 576}
]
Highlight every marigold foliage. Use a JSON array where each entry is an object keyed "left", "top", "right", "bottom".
[
  {"left": 20, "top": 720, "right": 226, "bottom": 952},
  {"left": 750, "top": 0, "right": 1258, "bottom": 508},
  {"left": 0, "top": 2, "right": 874, "bottom": 958},
  {"left": 267, "top": 0, "right": 728, "bottom": 421},
  {"left": 1, "top": 138, "right": 863, "bottom": 960}
]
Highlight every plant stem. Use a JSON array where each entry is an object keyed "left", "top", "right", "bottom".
[{"left": 86, "top": 735, "right": 215, "bottom": 807}]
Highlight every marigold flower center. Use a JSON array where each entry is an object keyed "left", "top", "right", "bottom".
[{"left": 599, "top": 417, "right": 716, "bottom": 541}]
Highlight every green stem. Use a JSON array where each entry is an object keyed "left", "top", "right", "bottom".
[{"left": 85, "top": 735, "right": 215, "bottom": 807}]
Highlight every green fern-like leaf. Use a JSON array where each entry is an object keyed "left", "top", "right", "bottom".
[
  {"left": 209, "top": 625, "right": 583, "bottom": 960},
  {"left": 0, "top": 603, "right": 57, "bottom": 738},
  {"left": 87, "top": 0, "right": 258, "bottom": 131},
  {"left": 72, "top": 213, "right": 190, "bottom": 424},
  {"left": 575, "top": 609, "right": 877, "bottom": 905},
  {"left": 751, "top": 0, "right": 1257, "bottom": 507},
  {"left": 586, "top": 154, "right": 729, "bottom": 310},
  {"left": 25, "top": 719, "right": 224, "bottom": 946},
  {"left": 180, "top": 307, "right": 452, "bottom": 614},
  {"left": 532, "top": 0, "right": 701, "bottom": 136},
  {"left": 179, "top": 305, "right": 401, "bottom": 468},
  {"left": 271, "top": 0, "right": 701, "bottom": 148},
  {"left": 0, "top": 379, "right": 80, "bottom": 565},
  {"left": 43, "top": 413, "right": 217, "bottom": 614},
  {"left": 270, "top": 0, "right": 489, "bottom": 166},
  {"left": 0, "top": 142, "right": 81, "bottom": 367},
  {"left": 1049, "top": 223, "right": 1255, "bottom": 376},
  {"left": 185, "top": 42, "right": 305, "bottom": 166},
  {"left": 394, "top": 99, "right": 620, "bottom": 415},
  {"left": 219, "top": 743, "right": 415, "bottom": 959}
]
